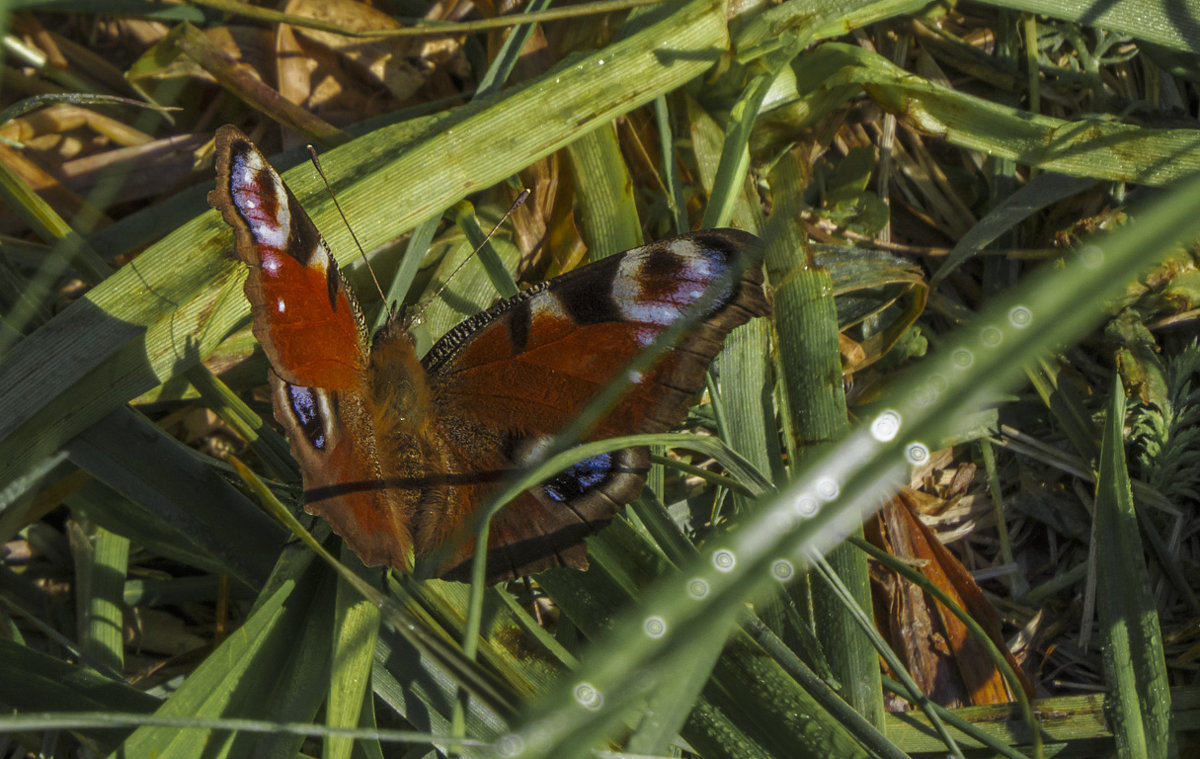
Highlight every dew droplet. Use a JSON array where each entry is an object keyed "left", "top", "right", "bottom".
[
  {"left": 951, "top": 348, "right": 974, "bottom": 369},
  {"left": 815, "top": 477, "right": 839, "bottom": 501},
  {"left": 1009, "top": 306, "right": 1032, "bottom": 328},
  {"left": 1079, "top": 244, "right": 1104, "bottom": 270},
  {"left": 573, "top": 682, "right": 604, "bottom": 710},
  {"left": 980, "top": 326, "right": 1003, "bottom": 347},
  {"left": 687, "top": 578, "right": 710, "bottom": 598},
  {"left": 771, "top": 559, "right": 795, "bottom": 582},
  {"left": 712, "top": 549, "right": 736, "bottom": 572},
  {"left": 871, "top": 410, "right": 902, "bottom": 442},
  {"left": 794, "top": 495, "right": 819, "bottom": 517},
  {"left": 643, "top": 616, "right": 667, "bottom": 638},
  {"left": 906, "top": 442, "right": 930, "bottom": 465},
  {"left": 495, "top": 734, "right": 524, "bottom": 757}
]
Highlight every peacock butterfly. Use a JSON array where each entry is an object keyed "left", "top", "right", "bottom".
[{"left": 209, "top": 125, "right": 768, "bottom": 583}]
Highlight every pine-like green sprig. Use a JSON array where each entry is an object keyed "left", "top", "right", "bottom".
[{"left": 1130, "top": 340, "right": 1200, "bottom": 504}]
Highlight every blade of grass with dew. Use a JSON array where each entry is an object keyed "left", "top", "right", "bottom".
[
  {"left": 0, "top": 0, "right": 731, "bottom": 493},
  {"left": 497, "top": 160, "right": 1200, "bottom": 759},
  {"left": 633, "top": 491, "right": 904, "bottom": 758},
  {"left": 620, "top": 510, "right": 728, "bottom": 755},
  {"left": 539, "top": 518, "right": 871, "bottom": 757},
  {"left": 1095, "top": 376, "right": 1174, "bottom": 759},
  {"left": 566, "top": 121, "right": 643, "bottom": 257}
]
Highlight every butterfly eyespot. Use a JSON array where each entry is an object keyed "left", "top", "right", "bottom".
[
  {"left": 543, "top": 453, "right": 613, "bottom": 502},
  {"left": 286, "top": 385, "right": 328, "bottom": 451}
]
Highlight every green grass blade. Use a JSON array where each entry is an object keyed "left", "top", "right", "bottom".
[
  {"left": 766, "top": 151, "right": 884, "bottom": 729},
  {"left": 980, "top": 0, "right": 1200, "bottom": 52},
  {"left": 326, "top": 554, "right": 383, "bottom": 759},
  {"left": 0, "top": 638, "right": 157, "bottom": 754},
  {"left": 1095, "top": 375, "right": 1175, "bottom": 759},
  {"left": 932, "top": 172, "right": 1098, "bottom": 285},
  {"left": 65, "top": 408, "right": 282, "bottom": 587},
  {"left": 566, "top": 122, "right": 643, "bottom": 257},
  {"left": 73, "top": 522, "right": 129, "bottom": 678}
]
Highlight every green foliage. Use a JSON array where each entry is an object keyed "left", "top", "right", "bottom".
[{"left": 1130, "top": 340, "right": 1200, "bottom": 504}]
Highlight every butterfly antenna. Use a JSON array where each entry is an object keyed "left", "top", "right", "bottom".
[
  {"left": 307, "top": 144, "right": 395, "bottom": 320},
  {"left": 412, "top": 188, "right": 531, "bottom": 325}
]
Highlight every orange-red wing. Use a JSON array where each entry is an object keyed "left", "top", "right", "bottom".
[{"left": 210, "top": 125, "right": 368, "bottom": 391}]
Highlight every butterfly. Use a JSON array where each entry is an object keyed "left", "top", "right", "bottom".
[{"left": 209, "top": 125, "right": 769, "bottom": 583}]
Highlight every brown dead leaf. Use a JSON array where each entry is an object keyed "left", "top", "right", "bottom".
[
  {"left": 868, "top": 488, "right": 1034, "bottom": 710},
  {"left": 281, "top": 0, "right": 470, "bottom": 115}
]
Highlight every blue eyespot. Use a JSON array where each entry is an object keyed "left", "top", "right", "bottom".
[
  {"left": 288, "top": 385, "right": 326, "bottom": 450},
  {"left": 544, "top": 453, "right": 613, "bottom": 502}
]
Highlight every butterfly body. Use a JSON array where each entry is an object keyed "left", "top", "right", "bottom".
[{"left": 210, "top": 125, "right": 768, "bottom": 582}]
